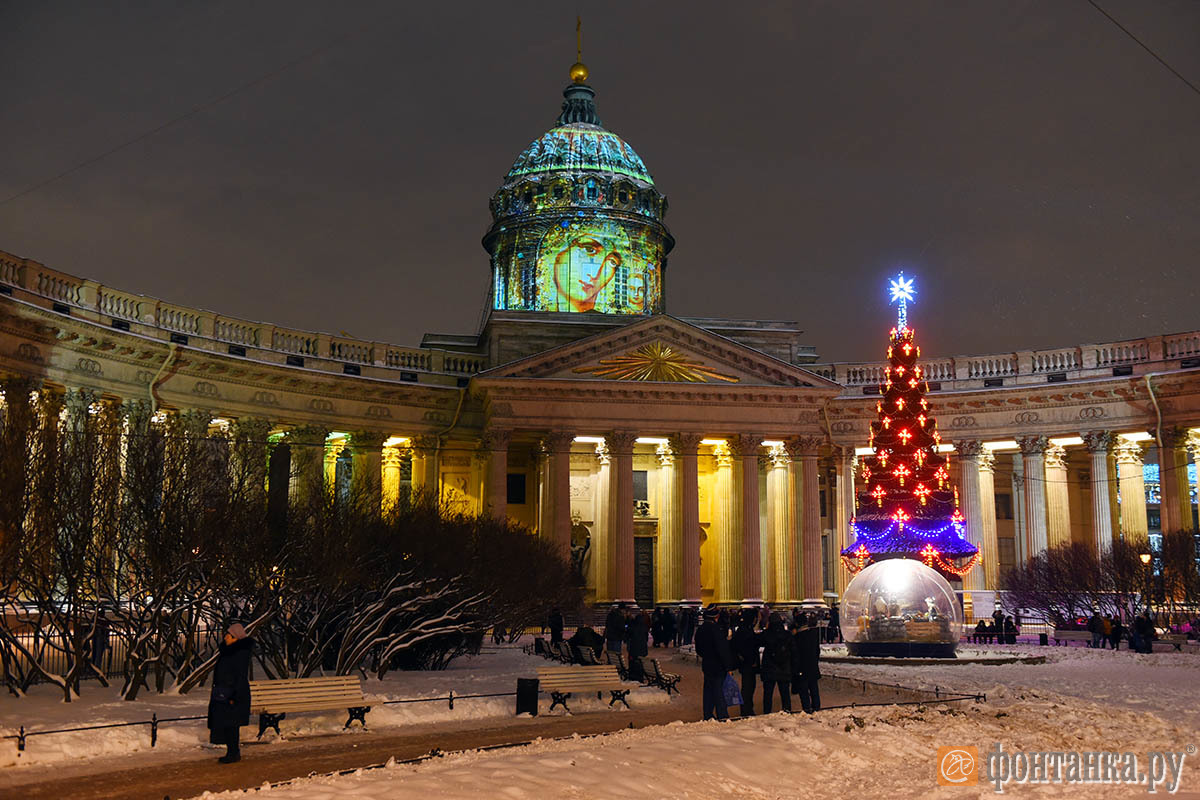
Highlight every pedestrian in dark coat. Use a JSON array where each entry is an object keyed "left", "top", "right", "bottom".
[
  {"left": 1109, "top": 617, "right": 1124, "bottom": 651},
  {"left": 662, "top": 607, "right": 677, "bottom": 647},
  {"left": 568, "top": 625, "right": 604, "bottom": 661},
  {"left": 731, "top": 609, "right": 760, "bottom": 716},
  {"left": 207, "top": 623, "right": 254, "bottom": 763},
  {"left": 759, "top": 615, "right": 792, "bottom": 713},
  {"left": 792, "top": 613, "right": 821, "bottom": 713},
  {"left": 548, "top": 608, "right": 564, "bottom": 645},
  {"left": 626, "top": 611, "right": 650, "bottom": 680},
  {"left": 693, "top": 607, "right": 734, "bottom": 721},
  {"left": 604, "top": 605, "right": 626, "bottom": 656},
  {"left": 827, "top": 604, "right": 842, "bottom": 643},
  {"left": 650, "top": 608, "right": 664, "bottom": 648},
  {"left": 1003, "top": 616, "right": 1017, "bottom": 645}
]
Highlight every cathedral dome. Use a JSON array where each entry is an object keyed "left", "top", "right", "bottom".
[
  {"left": 484, "top": 69, "right": 673, "bottom": 317},
  {"left": 503, "top": 122, "right": 654, "bottom": 187}
]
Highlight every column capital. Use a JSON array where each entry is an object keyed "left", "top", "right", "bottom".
[
  {"left": 668, "top": 432, "right": 704, "bottom": 455},
  {"left": 349, "top": 430, "right": 388, "bottom": 451},
  {"left": 1159, "top": 426, "right": 1189, "bottom": 450},
  {"left": 411, "top": 433, "right": 440, "bottom": 453},
  {"left": 1044, "top": 443, "right": 1068, "bottom": 470},
  {"left": 712, "top": 440, "right": 733, "bottom": 468},
  {"left": 784, "top": 435, "right": 823, "bottom": 459},
  {"left": 1017, "top": 435, "right": 1049, "bottom": 455},
  {"left": 979, "top": 449, "right": 996, "bottom": 473},
  {"left": 729, "top": 433, "right": 762, "bottom": 458},
  {"left": 120, "top": 398, "right": 152, "bottom": 428},
  {"left": 232, "top": 416, "right": 272, "bottom": 441},
  {"left": 178, "top": 408, "right": 214, "bottom": 437},
  {"left": 605, "top": 430, "right": 637, "bottom": 456},
  {"left": 541, "top": 430, "right": 574, "bottom": 454},
  {"left": 1188, "top": 432, "right": 1200, "bottom": 459},
  {"left": 1113, "top": 438, "right": 1144, "bottom": 465},
  {"left": 594, "top": 440, "right": 610, "bottom": 466},
  {"left": 479, "top": 428, "right": 511, "bottom": 452},
  {"left": 1082, "top": 430, "right": 1114, "bottom": 453},
  {"left": 953, "top": 439, "right": 984, "bottom": 457},
  {"left": 286, "top": 424, "right": 329, "bottom": 445},
  {"left": 655, "top": 441, "right": 675, "bottom": 467},
  {"left": 767, "top": 442, "right": 789, "bottom": 469}
]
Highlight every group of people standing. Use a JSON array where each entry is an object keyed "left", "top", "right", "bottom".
[
  {"left": 694, "top": 606, "right": 822, "bottom": 721},
  {"left": 970, "top": 615, "right": 1019, "bottom": 644}
]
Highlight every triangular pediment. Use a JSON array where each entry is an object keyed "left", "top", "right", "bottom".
[{"left": 476, "top": 315, "right": 840, "bottom": 388}]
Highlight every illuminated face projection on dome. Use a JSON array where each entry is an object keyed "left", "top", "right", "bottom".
[{"left": 535, "top": 216, "right": 662, "bottom": 314}]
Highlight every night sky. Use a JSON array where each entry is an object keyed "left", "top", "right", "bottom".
[{"left": 1, "top": 2, "right": 1197, "bottom": 363}]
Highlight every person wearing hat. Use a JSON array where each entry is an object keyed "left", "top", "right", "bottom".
[
  {"left": 693, "top": 605, "right": 734, "bottom": 721},
  {"left": 207, "top": 622, "right": 254, "bottom": 763}
]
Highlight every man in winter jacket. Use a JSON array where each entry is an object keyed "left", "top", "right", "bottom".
[
  {"left": 731, "top": 609, "right": 760, "bottom": 716},
  {"left": 791, "top": 613, "right": 821, "bottom": 713},
  {"left": 759, "top": 614, "right": 792, "bottom": 713},
  {"left": 693, "top": 606, "right": 734, "bottom": 721},
  {"left": 604, "top": 604, "right": 627, "bottom": 656},
  {"left": 207, "top": 622, "right": 254, "bottom": 763}
]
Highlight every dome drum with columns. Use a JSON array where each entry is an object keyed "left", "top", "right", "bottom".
[{"left": 0, "top": 56, "right": 1198, "bottom": 617}]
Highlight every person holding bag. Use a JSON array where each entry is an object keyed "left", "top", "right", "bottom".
[{"left": 207, "top": 622, "right": 254, "bottom": 763}]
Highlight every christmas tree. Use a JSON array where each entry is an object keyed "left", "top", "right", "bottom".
[{"left": 841, "top": 273, "right": 979, "bottom": 581}]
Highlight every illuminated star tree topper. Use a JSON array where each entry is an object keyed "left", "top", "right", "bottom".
[{"left": 889, "top": 272, "right": 915, "bottom": 330}]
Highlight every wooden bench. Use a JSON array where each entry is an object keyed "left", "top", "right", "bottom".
[
  {"left": 644, "top": 658, "right": 681, "bottom": 695},
  {"left": 1051, "top": 630, "right": 1093, "bottom": 646},
  {"left": 249, "top": 675, "right": 370, "bottom": 738},
  {"left": 574, "top": 645, "right": 600, "bottom": 666},
  {"left": 1159, "top": 633, "right": 1188, "bottom": 652},
  {"left": 535, "top": 665, "right": 631, "bottom": 713}
]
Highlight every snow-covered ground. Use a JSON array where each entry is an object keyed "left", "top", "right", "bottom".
[
  {"left": 191, "top": 645, "right": 1200, "bottom": 800},
  {"left": 0, "top": 645, "right": 669, "bottom": 769}
]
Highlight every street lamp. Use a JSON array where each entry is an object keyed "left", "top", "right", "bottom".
[{"left": 1139, "top": 551, "right": 1153, "bottom": 619}]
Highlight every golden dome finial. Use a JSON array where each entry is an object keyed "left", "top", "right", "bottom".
[{"left": 570, "top": 15, "right": 589, "bottom": 84}]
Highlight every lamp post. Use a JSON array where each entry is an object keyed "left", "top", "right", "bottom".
[{"left": 1139, "top": 551, "right": 1152, "bottom": 619}]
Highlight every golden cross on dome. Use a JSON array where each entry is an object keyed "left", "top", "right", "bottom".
[{"left": 570, "top": 17, "right": 589, "bottom": 84}]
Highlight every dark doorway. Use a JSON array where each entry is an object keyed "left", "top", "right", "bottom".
[{"left": 634, "top": 537, "right": 655, "bottom": 609}]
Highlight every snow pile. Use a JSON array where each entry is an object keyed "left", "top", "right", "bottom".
[
  {"left": 190, "top": 686, "right": 1193, "bottom": 800},
  {"left": 0, "top": 645, "right": 669, "bottom": 768},
  {"left": 824, "top": 643, "right": 1200, "bottom": 729}
]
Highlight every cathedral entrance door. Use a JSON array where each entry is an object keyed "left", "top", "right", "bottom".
[{"left": 634, "top": 536, "right": 655, "bottom": 609}]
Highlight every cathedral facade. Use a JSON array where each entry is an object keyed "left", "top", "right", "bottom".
[{"left": 1, "top": 64, "right": 1198, "bottom": 611}]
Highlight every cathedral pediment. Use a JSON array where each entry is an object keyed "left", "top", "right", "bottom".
[{"left": 476, "top": 315, "right": 838, "bottom": 388}]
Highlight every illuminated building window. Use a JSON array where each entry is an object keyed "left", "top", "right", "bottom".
[
  {"left": 586, "top": 179, "right": 597, "bottom": 201},
  {"left": 618, "top": 190, "right": 628, "bottom": 204},
  {"left": 555, "top": 185, "right": 565, "bottom": 199},
  {"left": 519, "top": 254, "right": 536, "bottom": 307},
  {"left": 613, "top": 264, "right": 628, "bottom": 310}
]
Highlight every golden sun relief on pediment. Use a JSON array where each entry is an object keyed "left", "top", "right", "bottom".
[{"left": 572, "top": 341, "right": 740, "bottom": 383}]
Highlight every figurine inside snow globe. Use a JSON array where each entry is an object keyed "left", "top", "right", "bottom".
[{"left": 841, "top": 558, "right": 962, "bottom": 658}]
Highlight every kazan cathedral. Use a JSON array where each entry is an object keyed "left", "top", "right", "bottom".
[{"left": 1, "top": 59, "right": 1198, "bottom": 615}]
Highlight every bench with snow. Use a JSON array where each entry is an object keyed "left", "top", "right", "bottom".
[
  {"left": 1159, "top": 633, "right": 1193, "bottom": 652},
  {"left": 535, "top": 665, "right": 632, "bottom": 713},
  {"left": 249, "top": 675, "right": 370, "bottom": 738},
  {"left": 642, "top": 657, "right": 681, "bottom": 695},
  {"left": 1050, "top": 630, "right": 1093, "bottom": 646}
]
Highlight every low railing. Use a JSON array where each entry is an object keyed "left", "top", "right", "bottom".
[
  {"left": 0, "top": 248, "right": 484, "bottom": 384},
  {"left": 812, "top": 331, "right": 1200, "bottom": 394}
]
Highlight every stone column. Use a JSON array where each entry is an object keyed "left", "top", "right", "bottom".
[
  {"left": 732, "top": 434, "right": 763, "bottom": 604},
  {"left": 593, "top": 441, "right": 613, "bottom": 602},
  {"left": 977, "top": 450, "right": 1000, "bottom": 590},
  {"left": 1114, "top": 438, "right": 1148, "bottom": 541},
  {"left": 712, "top": 440, "right": 739, "bottom": 604},
  {"left": 1083, "top": 431, "right": 1117, "bottom": 554},
  {"left": 1190, "top": 433, "right": 1200, "bottom": 527},
  {"left": 834, "top": 447, "right": 857, "bottom": 596},
  {"left": 348, "top": 431, "right": 386, "bottom": 513},
  {"left": 765, "top": 445, "right": 791, "bottom": 604},
  {"left": 1158, "top": 428, "right": 1193, "bottom": 533},
  {"left": 671, "top": 433, "right": 704, "bottom": 606},
  {"left": 788, "top": 436, "right": 824, "bottom": 602},
  {"left": 383, "top": 444, "right": 405, "bottom": 514},
  {"left": 545, "top": 431, "right": 574, "bottom": 554},
  {"left": 607, "top": 431, "right": 638, "bottom": 605},
  {"left": 1044, "top": 443, "right": 1071, "bottom": 548},
  {"left": 655, "top": 442, "right": 681, "bottom": 604},
  {"left": 535, "top": 443, "right": 552, "bottom": 538},
  {"left": 1011, "top": 455, "right": 1026, "bottom": 564},
  {"left": 410, "top": 434, "right": 438, "bottom": 499},
  {"left": 229, "top": 417, "right": 272, "bottom": 507},
  {"left": 954, "top": 440, "right": 987, "bottom": 591},
  {"left": 1018, "top": 436, "right": 1049, "bottom": 558},
  {"left": 480, "top": 429, "right": 510, "bottom": 521},
  {"left": 286, "top": 425, "right": 329, "bottom": 509}
]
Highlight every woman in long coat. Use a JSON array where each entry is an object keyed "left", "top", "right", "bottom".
[{"left": 207, "top": 622, "right": 254, "bottom": 763}]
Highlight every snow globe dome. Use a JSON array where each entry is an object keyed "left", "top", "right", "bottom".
[{"left": 841, "top": 559, "right": 962, "bottom": 658}]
